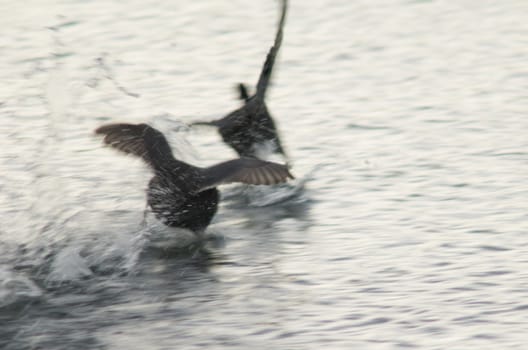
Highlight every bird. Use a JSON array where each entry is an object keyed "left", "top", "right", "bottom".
[
  {"left": 192, "top": 0, "right": 288, "bottom": 160},
  {"left": 95, "top": 123, "right": 294, "bottom": 233}
]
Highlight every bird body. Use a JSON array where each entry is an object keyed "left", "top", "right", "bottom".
[
  {"left": 213, "top": 97, "right": 284, "bottom": 158},
  {"left": 147, "top": 174, "right": 219, "bottom": 232}
]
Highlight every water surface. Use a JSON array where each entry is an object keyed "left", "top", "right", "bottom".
[{"left": 1, "top": 1, "right": 527, "bottom": 349}]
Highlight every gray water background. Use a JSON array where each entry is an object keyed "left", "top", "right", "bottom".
[{"left": 1, "top": 0, "right": 527, "bottom": 349}]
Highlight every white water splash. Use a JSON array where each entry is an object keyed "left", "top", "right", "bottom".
[
  {"left": 151, "top": 113, "right": 200, "bottom": 164},
  {"left": 93, "top": 225, "right": 151, "bottom": 275},
  {"left": 253, "top": 140, "right": 279, "bottom": 160},
  {"left": 240, "top": 164, "right": 320, "bottom": 207},
  {"left": 47, "top": 246, "right": 92, "bottom": 283},
  {"left": 143, "top": 215, "right": 202, "bottom": 249},
  {"left": 0, "top": 268, "right": 42, "bottom": 309}
]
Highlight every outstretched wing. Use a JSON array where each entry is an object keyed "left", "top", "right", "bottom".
[
  {"left": 94, "top": 123, "right": 175, "bottom": 170},
  {"left": 198, "top": 157, "right": 294, "bottom": 191},
  {"left": 255, "top": 0, "right": 287, "bottom": 99}
]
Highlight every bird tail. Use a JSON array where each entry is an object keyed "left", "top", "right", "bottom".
[{"left": 237, "top": 83, "right": 250, "bottom": 101}]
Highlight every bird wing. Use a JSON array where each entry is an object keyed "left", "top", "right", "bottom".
[
  {"left": 198, "top": 157, "right": 294, "bottom": 191},
  {"left": 94, "top": 123, "right": 176, "bottom": 170},
  {"left": 255, "top": 0, "right": 287, "bottom": 100}
]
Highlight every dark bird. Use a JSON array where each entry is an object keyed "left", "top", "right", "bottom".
[
  {"left": 192, "top": 0, "right": 288, "bottom": 160},
  {"left": 95, "top": 123, "right": 294, "bottom": 233}
]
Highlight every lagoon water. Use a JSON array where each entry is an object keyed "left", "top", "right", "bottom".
[{"left": 1, "top": 0, "right": 527, "bottom": 349}]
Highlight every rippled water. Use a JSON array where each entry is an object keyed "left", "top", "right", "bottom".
[{"left": 2, "top": 0, "right": 528, "bottom": 349}]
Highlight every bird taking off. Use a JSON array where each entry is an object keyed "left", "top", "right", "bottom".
[
  {"left": 95, "top": 123, "right": 293, "bottom": 233},
  {"left": 192, "top": 0, "right": 289, "bottom": 160}
]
